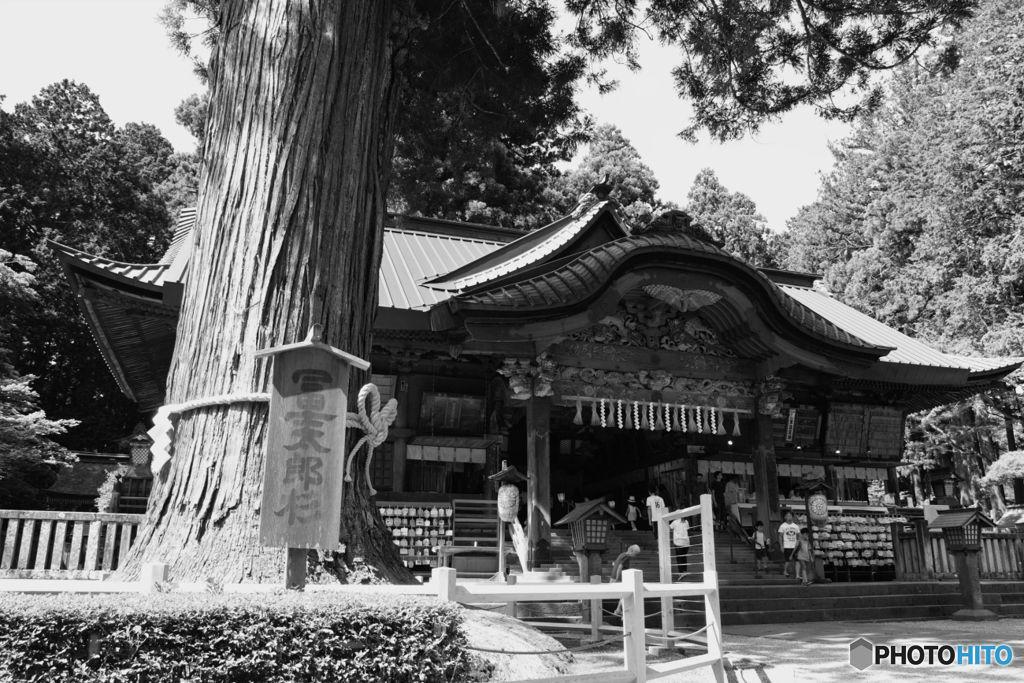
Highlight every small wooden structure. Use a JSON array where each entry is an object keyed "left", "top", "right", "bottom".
[
  {"left": 555, "top": 497, "right": 627, "bottom": 581},
  {"left": 929, "top": 509, "right": 998, "bottom": 620}
]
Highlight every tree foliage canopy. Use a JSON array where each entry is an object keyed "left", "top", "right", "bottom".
[
  {"left": 685, "top": 168, "right": 781, "bottom": 268},
  {"left": 784, "top": 0, "right": 1024, "bottom": 505},
  {"left": 566, "top": 0, "right": 976, "bottom": 141},
  {"left": 0, "top": 250, "right": 77, "bottom": 509},
  {"left": 549, "top": 123, "right": 672, "bottom": 226},
  {"left": 0, "top": 81, "right": 194, "bottom": 450}
]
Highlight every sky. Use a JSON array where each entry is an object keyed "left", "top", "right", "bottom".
[{"left": 0, "top": 0, "right": 852, "bottom": 233}]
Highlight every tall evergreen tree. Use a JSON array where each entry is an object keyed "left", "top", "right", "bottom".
[
  {"left": 783, "top": 0, "right": 1024, "bottom": 506},
  {"left": 0, "top": 81, "right": 186, "bottom": 450},
  {"left": 686, "top": 168, "right": 781, "bottom": 268},
  {"left": 552, "top": 124, "right": 670, "bottom": 226}
]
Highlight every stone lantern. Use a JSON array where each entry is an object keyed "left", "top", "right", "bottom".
[
  {"left": 929, "top": 509, "right": 998, "bottom": 621},
  {"left": 554, "top": 497, "right": 627, "bottom": 582}
]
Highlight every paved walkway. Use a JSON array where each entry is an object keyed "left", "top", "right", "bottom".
[
  {"left": 569, "top": 619, "right": 1024, "bottom": 682},
  {"left": 714, "top": 619, "right": 1024, "bottom": 683}
]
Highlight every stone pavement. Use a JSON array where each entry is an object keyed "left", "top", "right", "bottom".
[
  {"left": 569, "top": 618, "right": 1024, "bottom": 682},
  {"left": 712, "top": 618, "right": 1024, "bottom": 683}
]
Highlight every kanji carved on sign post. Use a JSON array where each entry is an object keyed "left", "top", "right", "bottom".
[{"left": 256, "top": 326, "right": 369, "bottom": 551}]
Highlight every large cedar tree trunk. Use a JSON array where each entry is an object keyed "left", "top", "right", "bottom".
[{"left": 120, "top": 0, "right": 415, "bottom": 583}]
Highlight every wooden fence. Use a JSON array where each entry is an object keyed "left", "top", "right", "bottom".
[
  {"left": 0, "top": 510, "right": 144, "bottom": 579},
  {"left": 893, "top": 518, "right": 1024, "bottom": 581}
]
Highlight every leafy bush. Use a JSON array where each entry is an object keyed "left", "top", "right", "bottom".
[
  {"left": 0, "top": 591, "right": 471, "bottom": 682},
  {"left": 980, "top": 451, "right": 1024, "bottom": 488}
]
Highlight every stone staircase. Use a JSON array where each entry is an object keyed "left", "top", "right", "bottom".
[
  {"left": 528, "top": 525, "right": 1024, "bottom": 626},
  {"left": 672, "top": 581, "right": 1024, "bottom": 627},
  {"left": 534, "top": 526, "right": 787, "bottom": 584},
  {"left": 449, "top": 499, "right": 499, "bottom": 579}
]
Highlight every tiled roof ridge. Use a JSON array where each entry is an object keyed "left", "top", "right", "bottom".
[
  {"left": 437, "top": 201, "right": 608, "bottom": 290},
  {"left": 456, "top": 231, "right": 886, "bottom": 352}
]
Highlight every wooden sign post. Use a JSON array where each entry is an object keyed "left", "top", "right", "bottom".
[{"left": 255, "top": 325, "right": 370, "bottom": 589}]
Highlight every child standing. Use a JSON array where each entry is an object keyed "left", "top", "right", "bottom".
[
  {"left": 778, "top": 510, "right": 800, "bottom": 578},
  {"left": 750, "top": 520, "right": 768, "bottom": 572},
  {"left": 796, "top": 527, "right": 813, "bottom": 586},
  {"left": 625, "top": 496, "right": 642, "bottom": 531},
  {"left": 669, "top": 511, "right": 690, "bottom": 577}
]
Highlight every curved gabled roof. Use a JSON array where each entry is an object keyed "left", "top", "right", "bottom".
[{"left": 436, "top": 228, "right": 892, "bottom": 358}]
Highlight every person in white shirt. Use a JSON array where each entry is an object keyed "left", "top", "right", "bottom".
[
  {"left": 646, "top": 487, "right": 666, "bottom": 538},
  {"left": 669, "top": 511, "right": 690, "bottom": 577},
  {"left": 778, "top": 510, "right": 801, "bottom": 578}
]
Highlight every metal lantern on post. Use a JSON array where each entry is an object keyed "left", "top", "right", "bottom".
[
  {"left": 488, "top": 462, "right": 528, "bottom": 578},
  {"left": 554, "top": 497, "right": 628, "bottom": 582},
  {"left": 929, "top": 509, "right": 998, "bottom": 621}
]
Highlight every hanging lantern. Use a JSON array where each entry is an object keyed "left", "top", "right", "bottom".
[{"left": 497, "top": 483, "right": 520, "bottom": 522}]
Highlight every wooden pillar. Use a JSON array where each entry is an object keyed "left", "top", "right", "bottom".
[
  {"left": 887, "top": 467, "right": 900, "bottom": 503},
  {"left": 526, "top": 396, "right": 552, "bottom": 566},
  {"left": 752, "top": 413, "right": 781, "bottom": 538},
  {"left": 391, "top": 375, "right": 411, "bottom": 492}
]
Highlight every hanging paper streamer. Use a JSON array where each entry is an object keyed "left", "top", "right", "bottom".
[
  {"left": 599, "top": 399, "right": 608, "bottom": 427},
  {"left": 617, "top": 400, "right": 624, "bottom": 429},
  {"left": 708, "top": 408, "right": 716, "bottom": 434},
  {"left": 573, "top": 398, "right": 583, "bottom": 426},
  {"left": 717, "top": 409, "right": 726, "bottom": 435},
  {"left": 640, "top": 402, "right": 650, "bottom": 430},
  {"left": 732, "top": 410, "right": 741, "bottom": 436},
  {"left": 680, "top": 405, "right": 687, "bottom": 432},
  {"left": 633, "top": 401, "right": 642, "bottom": 430},
  {"left": 590, "top": 399, "right": 600, "bottom": 426},
  {"left": 664, "top": 403, "right": 672, "bottom": 432},
  {"left": 688, "top": 406, "right": 698, "bottom": 432},
  {"left": 655, "top": 404, "right": 665, "bottom": 430}
]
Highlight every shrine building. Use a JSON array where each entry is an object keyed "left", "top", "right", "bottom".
[{"left": 51, "top": 183, "right": 1022, "bottom": 574}]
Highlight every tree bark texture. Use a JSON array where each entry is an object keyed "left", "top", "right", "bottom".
[{"left": 121, "top": 0, "right": 415, "bottom": 583}]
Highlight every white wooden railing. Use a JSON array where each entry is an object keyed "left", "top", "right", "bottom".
[
  {"left": 0, "top": 496, "right": 724, "bottom": 683},
  {"left": 0, "top": 510, "right": 144, "bottom": 579}
]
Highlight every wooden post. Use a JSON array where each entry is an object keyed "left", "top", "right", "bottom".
[
  {"left": 506, "top": 573, "right": 517, "bottom": 617},
  {"left": 701, "top": 493, "right": 725, "bottom": 683},
  {"left": 433, "top": 566, "right": 458, "bottom": 602},
  {"left": 752, "top": 412, "right": 781, "bottom": 538},
  {"left": 286, "top": 548, "right": 307, "bottom": 590},
  {"left": 526, "top": 396, "right": 552, "bottom": 566},
  {"left": 658, "top": 515, "right": 674, "bottom": 638},
  {"left": 589, "top": 574, "right": 602, "bottom": 641},
  {"left": 621, "top": 568, "right": 647, "bottom": 683},
  {"left": 255, "top": 325, "right": 369, "bottom": 591},
  {"left": 140, "top": 562, "right": 169, "bottom": 593},
  {"left": 951, "top": 551, "right": 997, "bottom": 621},
  {"left": 497, "top": 519, "right": 506, "bottom": 578}
]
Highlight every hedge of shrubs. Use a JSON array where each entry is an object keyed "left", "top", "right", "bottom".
[{"left": 0, "top": 591, "right": 471, "bottom": 682}]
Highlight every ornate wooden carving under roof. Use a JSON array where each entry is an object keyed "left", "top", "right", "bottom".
[{"left": 566, "top": 297, "right": 736, "bottom": 358}]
